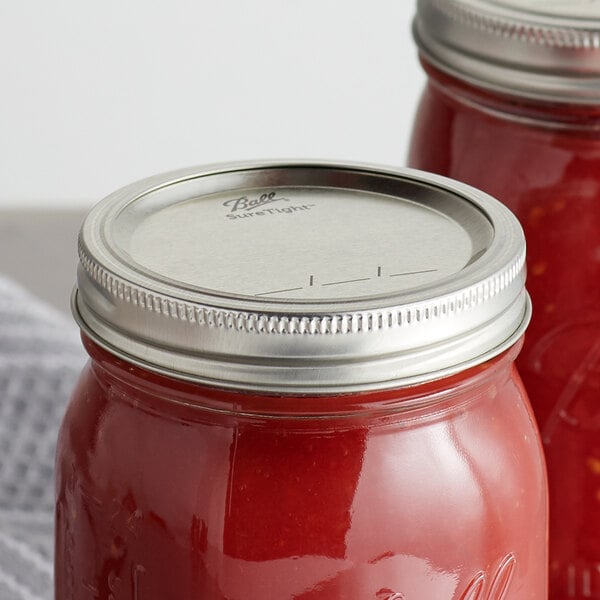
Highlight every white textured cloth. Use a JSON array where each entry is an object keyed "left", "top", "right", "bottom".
[{"left": 0, "top": 277, "right": 86, "bottom": 600}]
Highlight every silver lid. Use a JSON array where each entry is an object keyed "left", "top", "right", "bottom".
[
  {"left": 414, "top": 0, "right": 600, "bottom": 104},
  {"left": 73, "top": 161, "right": 530, "bottom": 393}
]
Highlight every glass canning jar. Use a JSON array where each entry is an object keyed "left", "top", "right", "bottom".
[
  {"left": 56, "top": 162, "right": 546, "bottom": 599},
  {"left": 409, "top": 2, "right": 600, "bottom": 597}
]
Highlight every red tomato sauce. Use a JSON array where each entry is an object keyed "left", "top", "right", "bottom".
[{"left": 55, "top": 336, "right": 546, "bottom": 599}]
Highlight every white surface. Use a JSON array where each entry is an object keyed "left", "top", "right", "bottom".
[{"left": 0, "top": 1, "right": 423, "bottom": 208}]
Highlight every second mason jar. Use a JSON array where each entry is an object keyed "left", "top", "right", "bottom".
[
  {"left": 57, "top": 162, "right": 546, "bottom": 599},
  {"left": 409, "top": 2, "right": 600, "bottom": 597}
]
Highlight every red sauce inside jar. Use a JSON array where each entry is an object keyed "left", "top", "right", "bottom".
[
  {"left": 409, "top": 60, "right": 600, "bottom": 598},
  {"left": 55, "top": 336, "right": 546, "bottom": 599}
]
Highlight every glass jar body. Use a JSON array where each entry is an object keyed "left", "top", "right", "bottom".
[
  {"left": 55, "top": 338, "right": 547, "bottom": 600},
  {"left": 408, "top": 62, "right": 600, "bottom": 599}
]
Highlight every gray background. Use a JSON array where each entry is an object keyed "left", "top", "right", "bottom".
[{"left": 0, "top": 211, "right": 84, "bottom": 315}]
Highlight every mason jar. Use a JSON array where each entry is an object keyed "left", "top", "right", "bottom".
[
  {"left": 56, "top": 162, "right": 546, "bottom": 599},
  {"left": 409, "top": 3, "right": 600, "bottom": 596}
]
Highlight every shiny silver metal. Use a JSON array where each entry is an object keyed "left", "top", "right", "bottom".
[
  {"left": 414, "top": 0, "right": 600, "bottom": 104},
  {"left": 73, "top": 161, "right": 530, "bottom": 393}
]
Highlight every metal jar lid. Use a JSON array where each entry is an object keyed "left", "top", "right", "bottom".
[
  {"left": 414, "top": 0, "right": 600, "bottom": 104},
  {"left": 73, "top": 161, "right": 530, "bottom": 394}
]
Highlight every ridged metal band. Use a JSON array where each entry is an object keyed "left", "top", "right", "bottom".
[
  {"left": 433, "top": 0, "right": 600, "bottom": 49},
  {"left": 73, "top": 161, "right": 530, "bottom": 393},
  {"left": 414, "top": 0, "right": 600, "bottom": 104},
  {"left": 78, "top": 239, "right": 524, "bottom": 337}
]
